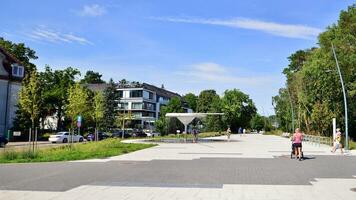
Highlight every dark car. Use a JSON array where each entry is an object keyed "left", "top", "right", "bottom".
[
  {"left": 0, "top": 135, "right": 8, "bottom": 147},
  {"left": 86, "top": 132, "right": 110, "bottom": 141},
  {"left": 132, "top": 129, "right": 147, "bottom": 137},
  {"left": 111, "top": 130, "right": 131, "bottom": 138}
]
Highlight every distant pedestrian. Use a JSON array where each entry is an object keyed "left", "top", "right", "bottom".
[
  {"left": 226, "top": 127, "right": 231, "bottom": 141},
  {"left": 292, "top": 128, "right": 303, "bottom": 161},
  {"left": 192, "top": 129, "right": 198, "bottom": 143},
  {"left": 331, "top": 128, "right": 344, "bottom": 154},
  {"left": 243, "top": 128, "right": 246, "bottom": 136},
  {"left": 239, "top": 127, "right": 243, "bottom": 137}
]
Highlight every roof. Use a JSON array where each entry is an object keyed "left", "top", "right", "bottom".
[
  {"left": 117, "top": 82, "right": 181, "bottom": 98},
  {"left": 82, "top": 83, "right": 110, "bottom": 92},
  {"left": 0, "top": 46, "right": 24, "bottom": 66},
  {"left": 0, "top": 45, "right": 26, "bottom": 82},
  {"left": 142, "top": 83, "right": 181, "bottom": 98}
]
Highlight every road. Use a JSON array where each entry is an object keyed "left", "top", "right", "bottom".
[{"left": 0, "top": 134, "right": 355, "bottom": 200}]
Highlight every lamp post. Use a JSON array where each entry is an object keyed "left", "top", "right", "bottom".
[{"left": 331, "top": 43, "right": 349, "bottom": 150}]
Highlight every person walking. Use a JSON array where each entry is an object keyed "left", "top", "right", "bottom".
[
  {"left": 226, "top": 127, "right": 231, "bottom": 141},
  {"left": 292, "top": 128, "right": 303, "bottom": 161},
  {"left": 331, "top": 128, "right": 344, "bottom": 154}
]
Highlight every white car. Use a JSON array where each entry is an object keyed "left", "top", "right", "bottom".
[
  {"left": 49, "top": 132, "right": 84, "bottom": 143},
  {"left": 145, "top": 132, "right": 160, "bottom": 137}
]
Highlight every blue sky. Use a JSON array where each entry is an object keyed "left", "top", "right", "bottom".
[{"left": 1, "top": 0, "right": 354, "bottom": 115}]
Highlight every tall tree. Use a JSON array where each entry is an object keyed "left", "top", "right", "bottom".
[
  {"left": 39, "top": 66, "right": 80, "bottom": 130},
  {"left": 183, "top": 93, "right": 198, "bottom": 112},
  {"left": 102, "top": 79, "right": 119, "bottom": 130},
  {"left": 196, "top": 90, "right": 219, "bottom": 113},
  {"left": 221, "top": 89, "right": 256, "bottom": 132},
  {"left": 80, "top": 70, "right": 105, "bottom": 84},
  {"left": 274, "top": 4, "right": 356, "bottom": 138},
  {"left": 19, "top": 70, "right": 41, "bottom": 129},
  {"left": 155, "top": 97, "right": 184, "bottom": 135},
  {"left": 66, "top": 83, "right": 90, "bottom": 129},
  {"left": 92, "top": 91, "right": 105, "bottom": 130}
]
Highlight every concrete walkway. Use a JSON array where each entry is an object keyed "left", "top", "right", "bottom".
[{"left": 0, "top": 134, "right": 355, "bottom": 200}]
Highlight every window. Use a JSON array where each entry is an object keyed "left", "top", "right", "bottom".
[
  {"left": 130, "top": 90, "right": 143, "bottom": 98},
  {"left": 11, "top": 64, "right": 24, "bottom": 77},
  {"left": 118, "top": 91, "right": 123, "bottom": 98},
  {"left": 132, "top": 103, "right": 142, "bottom": 109},
  {"left": 143, "top": 102, "right": 156, "bottom": 111},
  {"left": 119, "top": 102, "right": 128, "bottom": 109}
]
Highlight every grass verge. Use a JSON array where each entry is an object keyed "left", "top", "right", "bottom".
[{"left": 0, "top": 139, "right": 155, "bottom": 163}]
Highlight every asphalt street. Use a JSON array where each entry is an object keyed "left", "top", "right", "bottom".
[{"left": 0, "top": 155, "right": 355, "bottom": 192}]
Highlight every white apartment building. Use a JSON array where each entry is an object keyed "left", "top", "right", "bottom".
[{"left": 117, "top": 82, "right": 191, "bottom": 128}]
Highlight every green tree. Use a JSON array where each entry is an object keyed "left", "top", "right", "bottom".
[
  {"left": 18, "top": 70, "right": 41, "bottom": 150},
  {"left": 92, "top": 91, "right": 105, "bottom": 130},
  {"left": 39, "top": 66, "right": 80, "bottom": 130},
  {"left": 221, "top": 89, "right": 256, "bottom": 132},
  {"left": 19, "top": 70, "right": 41, "bottom": 130},
  {"left": 66, "top": 83, "right": 90, "bottom": 129},
  {"left": 80, "top": 70, "right": 105, "bottom": 84},
  {"left": 155, "top": 96, "right": 184, "bottom": 135},
  {"left": 183, "top": 93, "right": 198, "bottom": 112},
  {"left": 197, "top": 90, "right": 219, "bottom": 112},
  {"left": 250, "top": 114, "right": 265, "bottom": 132},
  {"left": 102, "top": 79, "right": 119, "bottom": 130},
  {"left": 273, "top": 4, "right": 356, "bottom": 138}
]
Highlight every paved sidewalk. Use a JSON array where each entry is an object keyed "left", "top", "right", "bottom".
[{"left": 0, "top": 134, "right": 355, "bottom": 200}]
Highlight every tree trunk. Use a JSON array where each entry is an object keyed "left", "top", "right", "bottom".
[{"left": 56, "top": 106, "right": 62, "bottom": 131}]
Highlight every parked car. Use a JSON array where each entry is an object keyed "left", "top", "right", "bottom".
[
  {"left": 49, "top": 132, "right": 84, "bottom": 143},
  {"left": 145, "top": 132, "right": 160, "bottom": 137},
  {"left": 132, "top": 129, "right": 147, "bottom": 137},
  {"left": 86, "top": 132, "right": 110, "bottom": 141},
  {"left": 0, "top": 135, "right": 8, "bottom": 147},
  {"left": 111, "top": 130, "right": 131, "bottom": 138}
]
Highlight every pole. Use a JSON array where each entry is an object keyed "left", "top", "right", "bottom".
[
  {"left": 122, "top": 108, "right": 125, "bottom": 139},
  {"left": 35, "top": 127, "right": 38, "bottom": 151},
  {"left": 332, "top": 118, "right": 336, "bottom": 143},
  {"left": 331, "top": 43, "right": 349, "bottom": 150},
  {"left": 28, "top": 128, "right": 31, "bottom": 151},
  {"left": 286, "top": 88, "right": 295, "bottom": 133}
]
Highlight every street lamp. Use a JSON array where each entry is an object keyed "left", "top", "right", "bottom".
[{"left": 331, "top": 43, "right": 349, "bottom": 150}]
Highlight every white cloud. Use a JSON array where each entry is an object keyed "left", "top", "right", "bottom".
[
  {"left": 27, "top": 26, "right": 93, "bottom": 45},
  {"left": 151, "top": 16, "right": 322, "bottom": 39},
  {"left": 177, "top": 62, "right": 276, "bottom": 86},
  {"left": 78, "top": 4, "right": 106, "bottom": 17}
]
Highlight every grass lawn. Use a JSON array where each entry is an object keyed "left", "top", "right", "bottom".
[{"left": 0, "top": 139, "right": 155, "bottom": 163}]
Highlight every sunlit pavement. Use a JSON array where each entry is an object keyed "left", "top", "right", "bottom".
[{"left": 0, "top": 134, "right": 355, "bottom": 200}]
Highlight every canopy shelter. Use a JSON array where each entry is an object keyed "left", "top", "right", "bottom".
[{"left": 165, "top": 113, "right": 224, "bottom": 135}]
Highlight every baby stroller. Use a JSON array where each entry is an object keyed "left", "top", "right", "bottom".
[{"left": 290, "top": 142, "right": 304, "bottom": 159}]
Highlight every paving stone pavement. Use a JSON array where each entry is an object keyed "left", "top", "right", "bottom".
[{"left": 0, "top": 134, "right": 355, "bottom": 200}]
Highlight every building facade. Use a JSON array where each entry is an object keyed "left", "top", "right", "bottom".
[
  {"left": 117, "top": 82, "right": 191, "bottom": 128},
  {"left": 0, "top": 47, "right": 25, "bottom": 136}
]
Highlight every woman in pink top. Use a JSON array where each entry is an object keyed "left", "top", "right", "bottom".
[{"left": 293, "top": 128, "right": 303, "bottom": 161}]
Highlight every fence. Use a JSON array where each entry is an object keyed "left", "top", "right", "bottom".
[{"left": 302, "top": 134, "right": 333, "bottom": 147}]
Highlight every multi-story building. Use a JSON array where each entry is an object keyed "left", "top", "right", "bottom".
[
  {"left": 117, "top": 82, "right": 191, "bottom": 128},
  {"left": 0, "top": 47, "right": 25, "bottom": 136}
]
